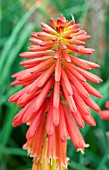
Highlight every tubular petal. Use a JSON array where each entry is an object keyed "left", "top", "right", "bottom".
[
  {"left": 72, "top": 110, "right": 85, "bottom": 128},
  {"left": 30, "top": 118, "right": 45, "bottom": 158},
  {"left": 54, "top": 48, "right": 60, "bottom": 59},
  {"left": 64, "top": 105, "right": 89, "bottom": 149},
  {"left": 30, "top": 78, "right": 53, "bottom": 112},
  {"left": 73, "top": 89, "right": 90, "bottom": 115},
  {"left": 81, "top": 81, "right": 102, "bottom": 98},
  {"left": 70, "top": 56, "right": 91, "bottom": 70},
  {"left": 53, "top": 81, "right": 60, "bottom": 108},
  {"left": 26, "top": 99, "right": 49, "bottom": 139},
  {"left": 36, "top": 64, "right": 55, "bottom": 87},
  {"left": 83, "top": 97, "right": 101, "bottom": 112},
  {"left": 65, "top": 63, "right": 86, "bottom": 82},
  {"left": 52, "top": 106, "right": 60, "bottom": 126},
  {"left": 62, "top": 87, "right": 77, "bottom": 113},
  {"left": 20, "top": 56, "right": 51, "bottom": 66},
  {"left": 66, "top": 69, "right": 89, "bottom": 98},
  {"left": 8, "top": 88, "right": 25, "bottom": 102},
  {"left": 47, "top": 132, "right": 56, "bottom": 158},
  {"left": 62, "top": 50, "right": 71, "bottom": 62},
  {"left": 55, "top": 57, "right": 61, "bottom": 81},
  {"left": 46, "top": 94, "right": 55, "bottom": 136},
  {"left": 61, "top": 68, "right": 73, "bottom": 96},
  {"left": 59, "top": 103, "right": 68, "bottom": 142},
  {"left": 75, "top": 66, "right": 102, "bottom": 83},
  {"left": 29, "top": 37, "right": 43, "bottom": 45},
  {"left": 20, "top": 51, "right": 53, "bottom": 58}
]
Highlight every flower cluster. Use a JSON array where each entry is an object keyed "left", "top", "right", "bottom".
[{"left": 9, "top": 15, "right": 102, "bottom": 169}]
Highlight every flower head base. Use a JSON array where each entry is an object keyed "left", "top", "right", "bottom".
[{"left": 9, "top": 14, "right": 102, "bottom": 169}]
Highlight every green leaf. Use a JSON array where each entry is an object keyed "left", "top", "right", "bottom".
[{"left": 0, "top": 4, "right": 38, "bottom": 73}]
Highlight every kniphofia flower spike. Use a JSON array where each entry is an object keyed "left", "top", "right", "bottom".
[{"left": 9, "top": 14, "right": 103, "bottom": 169}]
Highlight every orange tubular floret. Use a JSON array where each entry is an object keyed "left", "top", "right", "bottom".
[{"left": 59, "top": 102, "right": 68, "bottom": 142}]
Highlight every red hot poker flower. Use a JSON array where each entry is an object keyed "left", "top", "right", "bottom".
[{"left": 9, "top": 14, "right": 102, "bottom": 169}]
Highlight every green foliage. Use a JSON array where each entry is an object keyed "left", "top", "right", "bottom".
[{"left": 0, "top": 0, "right": 109, "bottom": 170}]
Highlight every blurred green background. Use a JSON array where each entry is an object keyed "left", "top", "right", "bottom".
[{"left": 0, "top": 0, "right": 109, "bottom": 170}]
